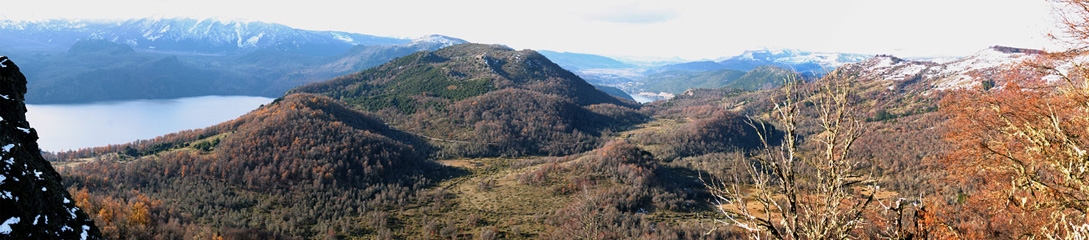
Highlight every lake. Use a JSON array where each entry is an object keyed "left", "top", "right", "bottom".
[{"left": 25, "top": 95, "right": 275, "bottom": 152}]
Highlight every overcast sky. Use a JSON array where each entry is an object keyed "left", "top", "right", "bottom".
[{"left": 1, "top": 0, "right": 1065, "bottom": 60}]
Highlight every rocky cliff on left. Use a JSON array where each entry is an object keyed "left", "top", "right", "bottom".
[{"left": 0, "top": 56, "right": 100, "bottom": 239}]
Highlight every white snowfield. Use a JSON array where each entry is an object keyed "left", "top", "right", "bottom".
[{"left": 844, "top": 46, "right": 1052, "bottom": 91}]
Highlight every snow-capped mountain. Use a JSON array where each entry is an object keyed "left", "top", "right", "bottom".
[
  {"left": 408, "top": 34, "right": 468, "bottom": 49},
  {"left": 0, "top": 18, "right": 409, "bottom": 55},
  {"left": 839, "top": 46, "right": 1046, "bottom": 91},
  {"left": 727, "top": 48, "right": 872, "bottom": 70},
  {"left": 0, "top": 18, "right": 468, "bottom": 103},
  {"left": 653, "top": 49, "right": 872, "bottom": 75}
]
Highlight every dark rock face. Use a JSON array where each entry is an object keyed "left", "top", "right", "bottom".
[{"left": 0, "top": 56, "right": 100, "bottom": 239}]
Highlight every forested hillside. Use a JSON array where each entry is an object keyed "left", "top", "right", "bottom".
[
  {"left": 41, "top": 1, "right": 1089, "bottom": 237},
  {"left": 292, "top": 43, "right": 643, "bottom": 157},
  {"left": 60, "top": 93, "right": 448, "bottom": 238}
]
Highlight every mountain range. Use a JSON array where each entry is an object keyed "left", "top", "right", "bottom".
[
  {"left": 16, "top": 17, "right": 1059, "bottom": 237},
  {"left": 2, "top": 17, "right": 889, "bottom": 103},
  {"left": 0, "top": 18, "right": 465, "bottom": 103},
  {"left": 11, "top": 17, "right": 1035, "bottom": 106},
  {"left": 542, "top": 48, "right": 873, "bottom": 99},
  {"left": 0, "top": 18, "right": 407, "bottom": 55},
  {"left": 652, "top": 48, "right": 871, "bottom": 75},
  {"left": 839, "top": 45, "right": 1046, "bottom": 92}
]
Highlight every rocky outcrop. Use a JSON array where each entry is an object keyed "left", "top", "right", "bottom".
[{"left": 0, "top": 56, "right": 100, "bottom": 239}]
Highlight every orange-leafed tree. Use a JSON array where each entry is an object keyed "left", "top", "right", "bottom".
[{"left": 938, "top": 28, "right": 1089, "bottom": 240}]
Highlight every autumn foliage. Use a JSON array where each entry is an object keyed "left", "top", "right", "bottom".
[{"left": 934, "top": 54, "right": 1089, "bottom": 237}]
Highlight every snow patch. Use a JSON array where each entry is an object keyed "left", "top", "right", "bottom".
[
  {"left": 80, "top": 225, "right": 90, "bottom": 240},
  {"left": 41, "top": 187, "right": 46, "bottom": 192},
  {"left": 2, "top": 144, "right": 13, "bottom": 152},
  {"left": 0, "top": 58, "right": 9, "bottom": 68},
  {"left": 332, "top": 33, "right": 354, "bottom": 43},
  {"left": 64, "top": 198, "right": 70, "bottom": 204},
  {"left": 0, "top": 94, "right": 8, "bottom": 100},
  {"left": 0, "top": 175, "right": 5, "bottom": 184},
  {"left": 16, "top": 127, "right": 28, "bottom": 134},
  {"left": 33, "top": 170, "right": 41, "bottom": 179},
  {"left": 411, "top": 34, "right": 465, "bottom": 48},
  {"left": 33, "top": 215, "right": 40, "bottom": 226},
  {"left": 872, "top": 57, "right": 896, "bottom": 69},
  {"left": 244, "top": 32, "right": 264, "bottom": 47},
  {"left": 0, "top": 217, "right": 19, "bottom": 234},
  {"left": 68, "top": 207, "right": 78, "bottom": 219}
]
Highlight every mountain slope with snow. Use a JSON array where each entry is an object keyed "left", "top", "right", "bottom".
[
  {"left": 839, "top": 46, "right": 1045, "bottom": 91},
  {"left": 0, "top": 18, "right": 464, "bottom": 103},
  {"left": 653, "top": 49, "right": 872, "bottom": 75},
  {"left": 0, "top": 18, "right": 408, "bottom": 55}
]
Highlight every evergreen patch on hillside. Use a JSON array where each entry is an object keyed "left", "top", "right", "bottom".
[{"left": 292, "top": 44, "right": 644, "bottom": 158}]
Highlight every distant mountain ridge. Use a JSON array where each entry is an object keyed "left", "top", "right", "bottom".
[
  {"left": 839, "top": 45, "right": 1045, "bottom": 91},
  {"left": 538, "top": 50, "right": 634, "bottom": 70},
  {"left": 0, "top": 18, "right": 409, "bottom": 55},
  {"left": 641, "top": 65, "right": 800, "bottom": 94},
  {"left": 0, "top": 18, "right": 467, "bottom": 103},
  {"left": 545, "top": 48, "right": 871, "bottom": 100},
  {"left": 653, "top": 48, "right": 872, "bottom": 75}
]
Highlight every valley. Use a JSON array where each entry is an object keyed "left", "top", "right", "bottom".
[{"left": 0, "top": 3, "right": 1086, "bottom": 239}]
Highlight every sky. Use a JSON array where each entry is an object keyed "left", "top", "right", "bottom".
[{"left": 0, "top": 0, "right": 1066, "bottom": 61}]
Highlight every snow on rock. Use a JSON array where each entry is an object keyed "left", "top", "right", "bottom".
[
  {"left": 81, "top": 225, "right": 90, "bottom": 240},
  {"left": 410, "top": 34, "right": 468, "bottom": 48},
  {"left": 331, "top": 33, "right": 353, "bottom": 43},
  {"left": 0, "top": 56, "right": 101, "bottom": 238},
  {"left": 0, "top": 217, "right": 20, "bottom": 234},
  {"left": 0, "top": 57, "right": 9, "bottom": 68},
  {"left": 729, "top": 48, "right": 871, "bottom": 70},
  {"left": 842, "top": 46, "right": 1047, "bottom": 92}
]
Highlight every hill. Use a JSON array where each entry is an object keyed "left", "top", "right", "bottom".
[
  {"left": 537, "top": 50, "right": 633, "bottom": 70},
  {"left": 60, "top": 93, "right": 445, "bottom": 238},
  {"left": 292, "top": 43, "right": 644, "bottom": 157},
  {"left": 641, "top": 65, "right": 799, "bottom": 94}
]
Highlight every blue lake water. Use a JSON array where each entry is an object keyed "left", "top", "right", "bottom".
[{"left": 25, "top": 95, "right": 274, "bottom": 152}]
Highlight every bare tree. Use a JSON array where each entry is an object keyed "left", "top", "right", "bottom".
[{"left": 706, "top": 73, "right": 877, "bottom": 239}]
